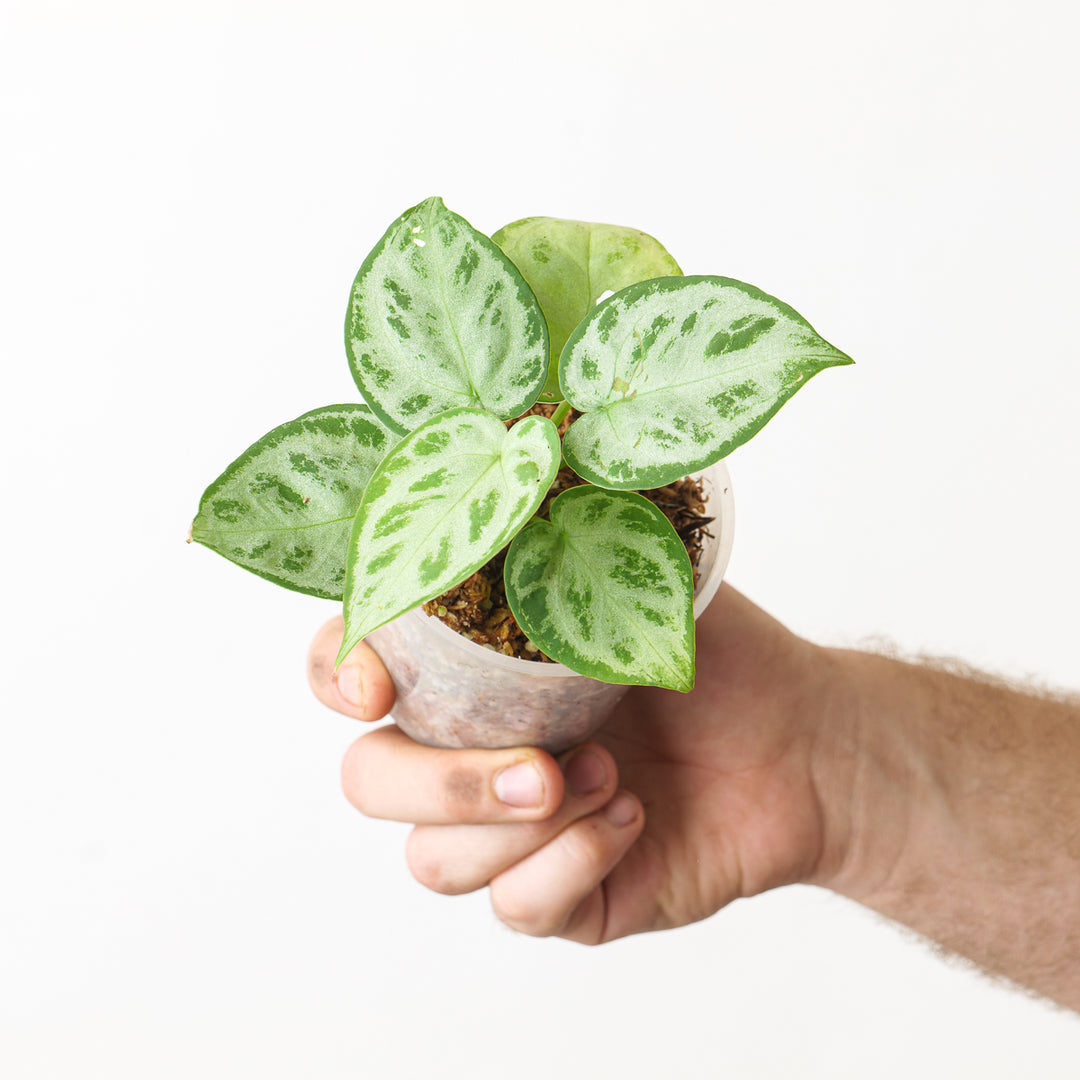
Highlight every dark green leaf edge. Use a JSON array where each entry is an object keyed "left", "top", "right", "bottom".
[
  {"left": 344, "top": 196, "right": 550, "bottom": 435},
  {"left": 191, "top": 403, "right": 395, "bottom": 600},
  {"left": 336, "top": 408, "right": 562, "bottom": 664},
  {"left": 559, "top": 274, "right": 854, "bottom": 490},
  {"left": 504, "top": 486, "right": 695, "bottom": 691}
]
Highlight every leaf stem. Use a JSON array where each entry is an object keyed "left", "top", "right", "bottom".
[{"left": 550, "top": 400, "right": 572, "bottom": 429}]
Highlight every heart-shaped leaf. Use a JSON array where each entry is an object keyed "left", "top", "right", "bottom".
[
  {"left": 492, "top": 216, "right": 682, "bottom": 402},
  {"left": 504, "top": 486, "right": 695, "bottom": 691},
  {"left": 560, "top": 276, "right": 854, "bottom": 489},
  {"left": 346, "top": 197, "right": 548, "bottom": 434},
  {"left": 337, "top": 408, "right": 560, "bottom": 663},
  {"left": 191, "top": 404, "right": 401, "bottom": 599}
]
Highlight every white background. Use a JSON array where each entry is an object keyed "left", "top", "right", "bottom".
[{"left": 3, "top": 0, "right": 1079, "bottom": 1075}]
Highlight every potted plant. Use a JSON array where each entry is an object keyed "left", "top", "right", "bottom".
[{"left": 191, "top": 196, "right": 852, "bottom": 751}]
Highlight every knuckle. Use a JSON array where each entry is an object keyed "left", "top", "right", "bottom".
[
  {"left": 439, "top": 765, "right": 485, "bottom": 816},
  {"left": 340, "top": 739, "right": 377, "bottom": 816},
  {"left": 489, "top": 882, "right": 554, "bottom": 937},
  {"left": 556, "top": 890, "right": 606, "bottom": 947},
  {"left": 405, "top": 831, "right": 464, "bottom": 895},
  {"left": 556, "top": 818, "right": 610, "bottom": 871}
]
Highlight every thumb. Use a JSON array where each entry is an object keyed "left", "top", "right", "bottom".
[{"left": 307, "top": 615, "right": 396, "bottom": 721}]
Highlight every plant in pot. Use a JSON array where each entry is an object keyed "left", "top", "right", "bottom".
[{"left": 191, "top": 196, "right": 852, "bottom": 753}]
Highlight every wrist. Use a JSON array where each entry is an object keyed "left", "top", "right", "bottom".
[{"left": 802, "top": 646, "right": 943, "bottom": 903}]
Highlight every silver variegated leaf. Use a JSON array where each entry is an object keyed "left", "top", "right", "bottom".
[
  {"left": 346, "top": 196, "right": 548, "bottom": 434},
  {"left": 191, "top": 404, "right": 401, "bottom": 599},
  {"left": 504, "top": 486, "right": 695, "bottom": 692},
  {"left": 337, "top": 408, "right": 560, "bottom": 664},
  {"left": 492, "top": 216, "right": 682, "bottom": 402},
  {"left": 561, "top": 276, "right": 854, "bottom": 489}
]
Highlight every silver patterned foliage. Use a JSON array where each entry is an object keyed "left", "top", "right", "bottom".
[
  {"left": 505, "top": 486, "right": 695, "bottom": 691},
  {"left": 346, "top": 197, "right": 548, "bottom": 434},
  {"left": 561, "top": 276, "right": 853, "bottom": 489},
  {"left": 492, "top": 216, "right": 682, "bottom": 402},
  {"left": 337, "top": 408, "right": 561, "bottom": 664},
  {"left": 191, "top": 404, "right": 400, "bottom": 599}
]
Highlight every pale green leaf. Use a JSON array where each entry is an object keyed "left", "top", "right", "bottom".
[
  {"left": 492, "top": 216, "right": 682, "bottom": 402},
  {"left": 337, "top": 408, "right": 560, "bottom": 663},
  {"left": 191, "top": 404, "right": 401, "bottom": 599},
  {"left": 560, "top": 276, "right": 854, "bottom": 489},
  {"left": 346, "top": 196, "right": 548, "bottom": 434},
  {"left": 504, "top": 486, "right": 695, "bottom": 691}
]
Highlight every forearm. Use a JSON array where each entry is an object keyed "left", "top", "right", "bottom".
[{"left": 816, "top": 646, "right": 1080, "bottom": 1009}]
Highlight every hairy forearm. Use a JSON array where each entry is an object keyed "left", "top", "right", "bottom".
[{"left": 816, "top": 646, "right": 1080, "bottom": 1009}]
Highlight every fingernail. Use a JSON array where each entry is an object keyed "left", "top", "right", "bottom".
[
  {"left": 605, "top": 793, "right": 638, "bottom": 827},
  {"left": 335, "top": 665, "right": 364, "bottom": 711},
  {"left": 565, "top": 750, "right": 606, "bottom": 797},
  {"left": 494, "top": 762, "right": 545, "bottom": 808}
]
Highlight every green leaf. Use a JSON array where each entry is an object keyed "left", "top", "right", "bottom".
[
  {"left": 346, "top": 196, "right": 548, "bottom": 434},
  {"left": 337, "top": 407, "right": 560, "bottom": 663},
  {"left": 492, "top": 216, "right": 682, "bottom": 402},
  {"left": 504, "top": 486, "right": 695, "bottom": 691},
  {"left": 191, "top": 404, "right": 401, "bottom": 599},
  {"left": 560, "top": 276, "right": 854, "bottom": 489}
]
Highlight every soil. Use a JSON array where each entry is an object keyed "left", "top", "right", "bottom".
[{"left": 422, "top": 402, "right": 714, "bottom": 662}]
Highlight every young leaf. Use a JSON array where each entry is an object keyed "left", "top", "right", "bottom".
[
  {"left": 491, "top": 216, "right": 682, "bottom": 402},
  {"left": 504, "top": 486, "right": 695, "bottom": 692},
  {"left": 191, "top": 405, "right": 401, "bottom": 599},
  {"left": 560, "top": 276, "right": 854, "bottom": 489},
  {"left": 337, "top": 408, "right": 560, "bottom": 664},
  {"left": 346, "top": 196, "right": 548, "bottom": 434}
]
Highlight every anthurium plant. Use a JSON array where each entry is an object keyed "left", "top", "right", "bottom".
[{"left": 191, "top": 197, "right": 852, "bottom": 692}]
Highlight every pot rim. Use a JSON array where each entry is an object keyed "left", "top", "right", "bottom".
[{"left": 400, "top": 460, "right": 735, "bottom": 680}]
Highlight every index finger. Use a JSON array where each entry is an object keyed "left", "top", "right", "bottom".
[
  {"left": 307, "top": 615, "right": 396, "bottom": 722},
  {"left": 342, "top": 725, "right": 565, "bottom": 825}
]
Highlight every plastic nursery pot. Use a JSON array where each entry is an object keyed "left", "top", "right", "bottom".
[{"left": 364, "top": 461, "right": 736, "bottom": 754}]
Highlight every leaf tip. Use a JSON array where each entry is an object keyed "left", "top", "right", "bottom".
[
  {"left": 335, "top": 631, "right": 357, "bottom": 669},
  {"left": 658, "top": 660, "right": 695, "bottom": 694},
  {"left": 658, "top": 676, "right": 693, "bottom": 694},
  {"left": 416, "top": 194, "right": 447, "bottom": 219}
]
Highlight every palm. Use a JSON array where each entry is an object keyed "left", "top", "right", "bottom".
[{"left": 591, "top": 584, "right": 828, "bottom": 939}]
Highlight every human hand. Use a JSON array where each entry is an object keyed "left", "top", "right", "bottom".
[
  {"left": 308, "top": 583, "right": 847, "bottom": 944},
  {"left": 311, "top": 579, "right": 1080, "bottom": 1008}
]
